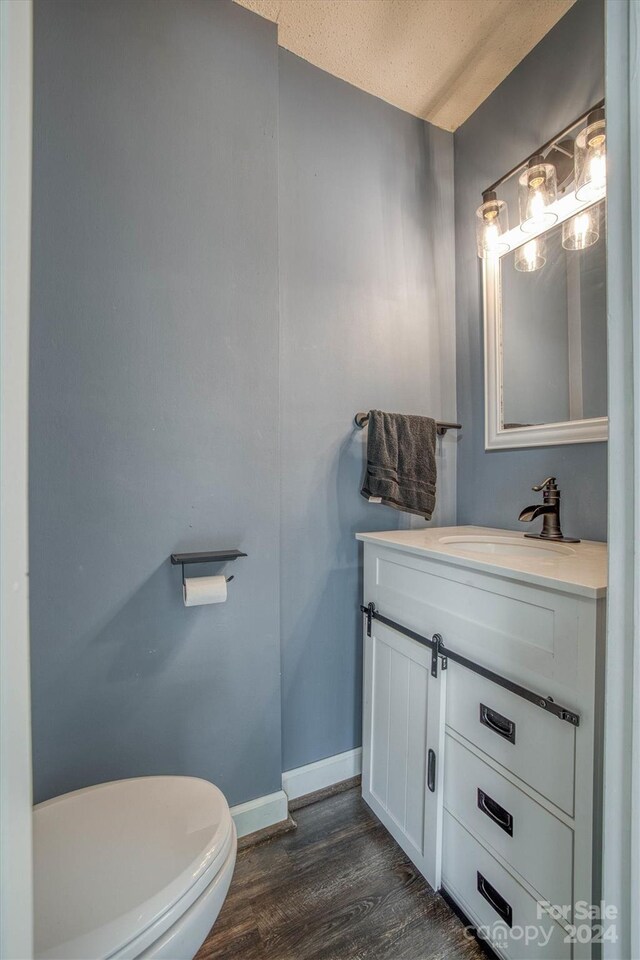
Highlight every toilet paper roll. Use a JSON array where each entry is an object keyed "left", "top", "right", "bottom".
[{"left": 183, "top": 575, "right": 227, "bottom": 607}]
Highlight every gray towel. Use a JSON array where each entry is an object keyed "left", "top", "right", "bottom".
[{"left": 360, "top": 410, "right": 437, "bottom": 519}]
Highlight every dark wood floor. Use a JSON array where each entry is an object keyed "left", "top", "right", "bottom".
[{"left": 196, "top": 787, "right": 487, "bottom": 960}]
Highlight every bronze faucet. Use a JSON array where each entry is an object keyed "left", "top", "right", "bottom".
[{"left": 518, "top": 477, "right": 580, "bottom": 543}]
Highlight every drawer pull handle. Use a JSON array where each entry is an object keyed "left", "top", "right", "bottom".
[
  {"left": 427, "top": 749, "right": 436, "bottom": 793},
  {"left": 477, "top": 871, "right": 513, "bottom": 928},
  {"left": 480, "top": 703, "right": 516, "bottom": 744},
  {"left": 477, "top": 788, "right": 514, "bottom": 836}
]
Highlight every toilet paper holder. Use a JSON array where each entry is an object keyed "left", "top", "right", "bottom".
[{"left": 170, "top": 549, "right": 247, "bottom": 587}]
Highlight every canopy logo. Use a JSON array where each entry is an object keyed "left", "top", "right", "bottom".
[{"left": 463, "top": 900, "right": 619, "bottom": 950}]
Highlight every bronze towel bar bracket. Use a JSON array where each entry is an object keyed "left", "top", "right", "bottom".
[{"left": 354, "top": 412, "right": 462, "bottom": 438}]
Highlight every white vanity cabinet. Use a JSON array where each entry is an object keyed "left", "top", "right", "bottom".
[{"left": 357, "top": 526, "right": 607, "bottom": 960}]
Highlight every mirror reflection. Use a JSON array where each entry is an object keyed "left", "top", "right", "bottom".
[{"left": 500, "top": 200, "right": 607, "bottom": 429}]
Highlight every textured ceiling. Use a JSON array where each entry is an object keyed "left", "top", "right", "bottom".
[{"left": 233, "top": 0, "right": 576, "bottom": 131}]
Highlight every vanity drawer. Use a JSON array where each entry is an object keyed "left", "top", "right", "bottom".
[
  {"left": 443, "top": 811, "right": 571, "bottom": 960},
  {"left": 446, "top": 664, "right": 575, "bottom": 815},
  {"left": 444, "top": 733, "right": 573, "bottom": 912}
]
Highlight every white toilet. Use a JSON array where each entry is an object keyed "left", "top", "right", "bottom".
[{"left": 33, "top": 776, "right": 237, "bottom": 960}]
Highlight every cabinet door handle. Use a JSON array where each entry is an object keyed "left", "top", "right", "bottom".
[
  {"left": 477, "top": 871, "right": 513, "bottom": 927},
  {"left": 477, "top": 788, "right": 514, "bottom": 836},
  {"left": 427, "top": 748, "right": 436, "bottom": 793},
  {"left": 480, "top": 703, "right": 516, "bottom": 744}
]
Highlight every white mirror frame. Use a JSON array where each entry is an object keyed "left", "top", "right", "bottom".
[{"left": 484, "top": 188, "right": 609, "bottom": 450}]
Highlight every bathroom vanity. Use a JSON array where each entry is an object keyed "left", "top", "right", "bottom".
[{"left": 357, "top": 526, "right": 607, "bottom": 960}]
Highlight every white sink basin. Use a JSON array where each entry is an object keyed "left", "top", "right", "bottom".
[{"left": 438, "top": 535, "right": 576, "bottom": 560}]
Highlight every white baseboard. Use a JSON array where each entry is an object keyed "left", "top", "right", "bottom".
[
  {"left": 230, "top": 748, "right": 363, "bottom": 839},
  {"left": 230, "top": 789, "right": 288, "bottom": 839},
  {"left": 282, "top": 747, "right": 362, "bottom": 802}
]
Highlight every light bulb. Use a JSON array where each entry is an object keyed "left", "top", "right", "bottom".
[
  {"left": 515, "top": 236, "right": 546, "bottom": 272},
  {"left": 529, "top": 189, "right": 545, "bottom": 221},
  {"left": 524, "top": 241, "right": 538, "bottom": 270},
  {"left": 518, "top": 156, "right": 558, "bottom": 233},
  {"left": 475, "top": 191, "right": 509, "bottom": 259},
  {"left": 587, "top": 152, "right": 606, "bottom": 192},
  {"left": 575, "top": 108, "right": 606, "bottom": 201},
  {"left": 562, "top": 202, "right": 601, "bottom": 250},
  {"left": 484, "top": 221, "right": 499, "bottom": 253},
  {"left": 574, "top": 213, "right": 591, "bottom": 245}
]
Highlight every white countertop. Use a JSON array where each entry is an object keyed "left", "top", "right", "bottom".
[{"left": 355, "top": 525, "right": 608, "bottom": 598}]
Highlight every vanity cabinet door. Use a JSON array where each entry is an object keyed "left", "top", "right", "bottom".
[{"left": 362, "top": 619, "right": 446, "bottom": 890}]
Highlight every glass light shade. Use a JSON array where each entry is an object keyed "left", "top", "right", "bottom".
[
  {"left": 575, "top": 111, "right": 606, "bottom": 201},
  {"left": 514, "top": 236, "right": 546, "bottom": 273},
  {"left": 562, "top": 203, "right": 600, "bottom": 250},
  {"left": 475, "top": 193, "right": 509, "bottom": 258},
  {"left": 518, "top": 156, "right": 558, "bottom": 233}
]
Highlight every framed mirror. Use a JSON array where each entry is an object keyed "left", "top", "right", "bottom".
[{"left": 483, "top": 116, "right": 608, "bottom": 450}]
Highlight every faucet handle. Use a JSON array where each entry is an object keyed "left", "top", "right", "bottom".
[{"left": 532, "top": 477, "right": 557, "bottom": 492}]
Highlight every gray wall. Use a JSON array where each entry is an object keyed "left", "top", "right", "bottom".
[
  {"left": 455, "top": 0, "right": 608, "bottom": 541},
  {"left": 30, "top": 0, "right": 282, "bottom": 804},
  {"left": 278, "top": 52, "right": 456, "bottom": 772},
  {"left": 30, "top": 1, "right": 457, "bottom": 801}
]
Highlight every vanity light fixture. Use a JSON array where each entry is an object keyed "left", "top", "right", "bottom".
[
  {"left": 518, "top": 155, "right": 558, "bottom": 233},
  {"left": 473, "top": 99, "right": 605, "bottom": 263},
  {"left": 575, "top": 107, "right": 606, "bottom": 201},
  {"left": 515, "top": 236, "right": 546, "bottom": 273},
  {"left": 562, "top": 203, "right": 600, "bottom": 250},
  {"left": 475, "top": 190, "right": 510, "bottom": 258}
]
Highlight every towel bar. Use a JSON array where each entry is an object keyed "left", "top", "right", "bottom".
[{"left": 354, "top": 412, "right": 462, "bottom": 437}]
